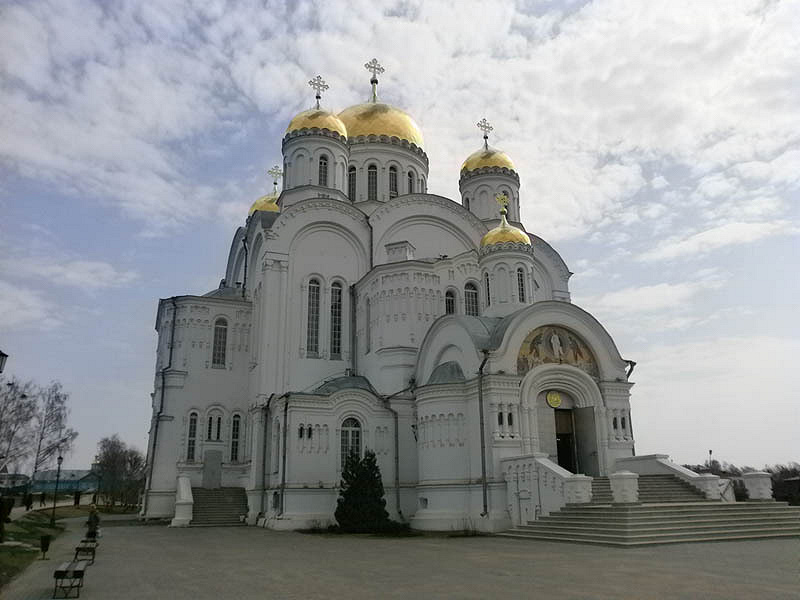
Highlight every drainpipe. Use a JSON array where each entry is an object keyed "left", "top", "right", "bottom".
[
  {"left": 143, "top": 296, "right": 178, "bottom": 517},
  {"left": 279, "top": 393, "right": 290, "bottom": 516},
  {"left": 477, "top": 351, "right": 489, "bottom": 517},
  {"left": 259, "top": 393, "right": 275, "bottom": 515},
  {"left": 365, "top": 214, "right": 374, "bottom": 270},
  {"left": 241, "top": 236, "right": 248, "bottom": 299},
  {"left": 381, "top": 380, "right": 416, "bottom": 522}
]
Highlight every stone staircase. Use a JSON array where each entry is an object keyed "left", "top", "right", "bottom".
[
  {"left": 501, "top": 475, "right": 800, "bottom": 546},
  {"left": 191, "top": 487, "right": 248, "bottom": 527}
]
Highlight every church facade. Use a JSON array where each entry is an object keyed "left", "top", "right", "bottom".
[{"left": 142, "top": 62, "right": 637, "bottom": 531}]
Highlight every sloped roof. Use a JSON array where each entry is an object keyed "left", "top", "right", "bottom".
[
  {"left": 427, "top": 361, "right": 466, "bottom": 385},
  {"left": 313, "top": 375, "right": 378, "bottom": 396}
]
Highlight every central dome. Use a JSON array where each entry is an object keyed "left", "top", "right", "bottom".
[{"left": 338, "top": 102, "right": 424, "bottom": 149}]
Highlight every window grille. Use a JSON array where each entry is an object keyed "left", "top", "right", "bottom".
[
  {"left": 212, "top": 318, "right": 227, "bottom": 367},
  {"left": 307, "top": 279, "right": 320, "bottom": 356},
  {"left": 318, "top": 155, "right": 328, "bottom": 187},
  {"left": 348, "top": 167, "right": 357, "bottom": 200},
  {"left": 484, "top": 272, "right": 491, "bottom": 306},
  {"left": 517, "top": 268, "right": 525, "bottom": 303},
  {"left": 445, "top": 290, "right": 455, "bottom": 315},
  {"left": 389, "top": 166, "right": 398, "bottom": 198},
  {"left": 330, "top": 282, "right": 342, "bottom": 359},
  {"left": 187, "top": 413, "right": 197, "bottom": 461},
  {"left": 340, "top": 417, "right": 362, "bottom": 468},
  {"left": 231, "top": 415, "right": 241, "bottom": 462},
  {"left": 464, "top": 283, "right": 479, "bottom": 316},
  {"left": 367, "top": 165, "right": 377, "bottom": 201}
]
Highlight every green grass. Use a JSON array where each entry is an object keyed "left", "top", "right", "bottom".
[{"left": 0, "top": 511, "right": 64, "bottom": 590}]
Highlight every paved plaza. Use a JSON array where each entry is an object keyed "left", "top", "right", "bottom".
[{"left": 4, "top": 518, "right": 798, "bottom": 599}]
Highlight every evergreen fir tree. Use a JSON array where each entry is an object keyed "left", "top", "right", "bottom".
[{"left": 335, "top": 449, "right": 389, "bottom": 533}]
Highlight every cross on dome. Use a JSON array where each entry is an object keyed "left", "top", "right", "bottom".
[
  {"left": 308, "top": 75, "right": 329, "bottom": 109},
  {"left": 364, "top": 58, "right": 385, "bottom": 102},
  {"left": 495, "top": 192, "right": 509, "bottom": 215},
  {"left": 268, "top": 165, "right": 283, "bottom": 193},
  {"left": 477, "top": 118, "right": 493, "bottom": 149}
]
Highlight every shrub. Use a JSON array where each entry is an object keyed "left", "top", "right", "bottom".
[{"left": 335, "top": 450, "right": 390, "bottom": 533}]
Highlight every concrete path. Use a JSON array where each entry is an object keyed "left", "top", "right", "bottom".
[{"left": 3, "top": 521, "right": 798, "bottom": 599}]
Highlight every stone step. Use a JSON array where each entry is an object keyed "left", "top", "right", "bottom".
[
  {"left": 517, "top": 519, "right": 800, "bottom": 534},
  {"left": 498, "top": 530, "right": 800, "bottom": 547},
  {"left": 506, "top": 524, "right": 800, "bottom": 541},
  {"left": 191, "top": 487, "right": 248, "bottom": 527},
  {"left": 538, "top": 514, "right": 800, "bottom": 525}
]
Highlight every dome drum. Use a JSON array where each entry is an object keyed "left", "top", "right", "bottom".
[{"left": 459, "top": 165, "right": 520, "bottom": 185}]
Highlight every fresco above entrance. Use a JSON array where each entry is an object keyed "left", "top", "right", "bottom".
[{"left": 517, "top": 326, "right": 599, "bottom": 378}]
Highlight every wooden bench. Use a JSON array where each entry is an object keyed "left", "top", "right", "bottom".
[
  {"left": 73, "top": 540, "right": 98, "bottom": 564},
  {"left": 53, "top": 561, "right": 88, "bottom": 598}
]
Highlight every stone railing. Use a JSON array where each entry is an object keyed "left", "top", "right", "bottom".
[
  {"left": 502, "top": 454, "right": 592, "bottom": 526},
  {"left": 742, "top": 471, "right": 774, "bottom": 500},
  {"left": 170, "top": 475, "right": 193, "bottom": 527},
  {"left": 615, "top": 454, "right": 721, "bottom": 499}
]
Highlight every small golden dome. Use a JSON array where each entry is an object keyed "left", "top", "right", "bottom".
[
  {"left": 461, "top": 146, "right": 516, "bottom": 173},
  {"left": 248, "top": 193, "right": 280, "bottom": 216},
  {"left": 480, "top": 200, "right": 530, "bottom": 248},
  {"left": 286, "top": 108, "right": 348, "bottom": 138},
  {"left": 338, "top": 102, "right": 424, "bottom": 149}
]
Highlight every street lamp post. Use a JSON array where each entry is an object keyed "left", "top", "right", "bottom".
[{"left": 49, "top": 453, "right": 63, "bottom": 528}]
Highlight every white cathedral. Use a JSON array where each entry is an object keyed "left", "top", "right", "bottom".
[{"left": 141, "top": 61, "right": 662, "bottom": 532}]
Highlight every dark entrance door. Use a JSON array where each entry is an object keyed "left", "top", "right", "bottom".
[{"left": 555, "top": 409, "right": 577, "bottom": 473}]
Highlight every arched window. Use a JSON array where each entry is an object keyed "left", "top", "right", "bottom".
[
  {"left": 484, "top": 272, "right": 491, "bottom": 306},
  {"left": 367, "top": 164, "right": 378, "bottom": 201},
  {"left": 445, "top": 290, "right": 455, "bottom": 315},
  {"left": 389, "top": 166, "right": 398, "bottom": 198},
  {"left": 212, "top": 318, "right": 227, "bottom": 368},
  {"left": 507, "top": 412, "right": 514, "bottom": 427},
  {"left": 348, "top": 166, "right": 357, "bottom": 200},
  {"left": 187, "top": 412, "right": 198, "bottom": 461},
  {"left": 407, "top": 171, "right": 414, "bottom": 194},
  {"left": 365, "top": 298, "right": 371, "bottom": 353},
  {"left": 231, "top": 414, "right": 241, "bottom": 462},
  {"left": 318, "top": 155, "right": 329, "bottom": 187},
  {"left": 330, "top": 282, "right": 343, "bottom": 359},
  {"left": 498, "top": 412, "right": 504, "bottom": 426},
  {"left": 517, "top": 268, "right": 526, "bottom": 303},
  {"left": 307, "top": 425, "right": 313, "bottom": 439},
  {"left": 340, "top": 417, "right": 362, "bottom": 467},
  {"left": 464, "top": 197, "right": 470, "bottom": 211},
  {"left": 306, "top": 278, "right": 320, "bottom": 357},
  {"left": 464, "top": 283, "right": 479, "bottom": 316}
]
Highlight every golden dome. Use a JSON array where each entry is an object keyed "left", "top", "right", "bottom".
[
  {"left": 480, "top": 206, "right": 530, "bottom": 248},
  {"left": 338, "top": 102, "right": 424, "bottom": 149},
  {"left": 286, "top": 108, "right": 348, "bottom": 138},
  {"left": 461, "top": 146, "right": 516, "bottom": 173},
  {"left": 248, "top": 193, "right": 280, "bottom": 216}
]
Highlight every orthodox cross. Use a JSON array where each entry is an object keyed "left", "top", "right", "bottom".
[
  {"left": 364, "top": 58, "right": 384, "bottom": 102},
  {"left": 477, "top": 118, "right": 493, "bottom": 149},
  {"left": 268, "top": 165, "right": 283, "bottom": 193},
  {"left": 308, "top": 75, "right": 328, "bottom": 109},
  {"left": 495, "top": 192, "right": 509, "bottom": 216}
]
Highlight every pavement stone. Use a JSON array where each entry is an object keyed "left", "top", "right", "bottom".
[{"left": 2, "top": 519, "right": 798, "bottom": 599}]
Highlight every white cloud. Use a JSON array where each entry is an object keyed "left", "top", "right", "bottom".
[
  {"left": 0, "top": 255, "right": 137, "bottom": 290},
  {"left": 0, "top": 280, "right": 60, "bottom": 330},
  {"left": 640, "top": 221, "right": 796, "bottom": 261}
]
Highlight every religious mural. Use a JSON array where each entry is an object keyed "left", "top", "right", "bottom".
[{"left": 516, "top": 326, "right": 599, "bottom": 378}]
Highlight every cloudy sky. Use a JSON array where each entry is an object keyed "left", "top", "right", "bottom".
[{"left": 1, "top": 0, "right": 797, "bottom": 471}]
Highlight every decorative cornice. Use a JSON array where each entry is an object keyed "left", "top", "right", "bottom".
[
  {"left": 347, "top": 134, "right": 429, "bottom": 164},
  {"left": 479, "top": 241, "right": 535, "bottom": 258},
  {"left": 459, "top": 166, "right": 520, "bottom": 186},
  {"left": 282, "top": 127, "right": 349, "bottom": 147},
  {"left": 270, "top": 198, "right": 369, "bottom": 236},
  {"left": 369, "top": 194, "right": 487, "bottom": 236}
]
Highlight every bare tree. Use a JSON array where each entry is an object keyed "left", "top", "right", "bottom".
[
  {"left": 30, "top": 381, "right": 78, "bottom": 478},
  {"left": 95, "top": 435, "right": 145, "bottom": 508},
  {"left": 0, "top": 376, "right": 37, "bottom": 472}
]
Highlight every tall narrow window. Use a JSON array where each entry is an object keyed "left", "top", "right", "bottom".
[
  {"left": 330, "top": 282, "right": 342, "bottom": 359},
  {"left": 340, "top": 417, "right": 362, "bottom": 468},
  {"left": 215, "top": 415, "right": 222, "bottom": 441},
  {"left": 407, "top": 171, "right": 414, "bottom": 193},
  {"left": 318, "top": 155, "right": 328, "bottom": 187},
  {"left": 389, "top": 166, "right": 398, "bottom": 198},
  {"left": 445, "top": 290, "right": 455, "bottom": 315},
  {"left": 307, "top": 279, "right": 320, "bottom": 357},
  {"left": 517, "top": 268, "right": 526, "bottom": 303},
  {"left": 484, "top": 272, "right": 491, "bottom": 306},
  {"left": 367, "top": 165, "right": 377, "bottom": 201},
  {"left": 207, "top": 413, "right": 214, "bottom": 440},
  {"left": 231, "top": 415, "right": 241, "bottom": 462},
  {"left": 348, "top": 166, "right": 357, "bottom": 200},
  {"left": 464, "top": 283, "right": 479, "bottom": 316},
  {"left": 187, "top": 413, "right": 198, "bottom": 461},
  {"left": 212, "top": 318, "right": 227, "bottom": 367},
  {"left": 365, "top": 298, "right": 371, "bottom": 353},
  {"left": 464, "top": 197, "right": 470, "bottom": 211}
]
